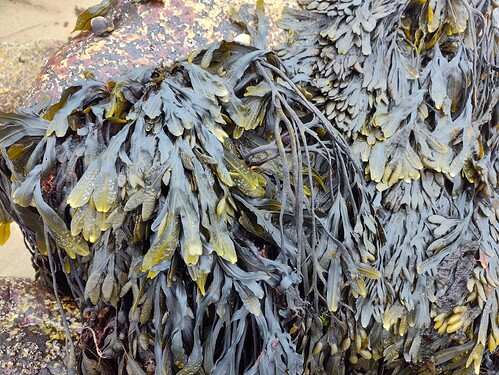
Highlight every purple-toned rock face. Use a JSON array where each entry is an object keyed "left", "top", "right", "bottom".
[{"left": 24, "top": 0, "right": 295, "bottom": 106}]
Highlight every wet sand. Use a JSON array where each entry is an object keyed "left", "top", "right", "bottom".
[{"left": 0, "top": 0, "right": 96, "bottom": 43}]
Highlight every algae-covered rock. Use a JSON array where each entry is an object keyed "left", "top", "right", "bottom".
[{"left": 0, "top": 277, "right": 79, "bottom": 375}]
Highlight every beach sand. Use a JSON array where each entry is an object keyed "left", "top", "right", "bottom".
[{"left": 0, "top": 0, "right": 96, "bottom": 43}]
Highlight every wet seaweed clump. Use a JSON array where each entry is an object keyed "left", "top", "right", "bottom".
[
  {"left": 278, "top": 0, "right": 499, "bottom": 373},
  {"left": 0, "top": 9, "right": 380, "bottom": 374},
  {"left": 0, "top": 0, "right": 498, "bottom": 374}
]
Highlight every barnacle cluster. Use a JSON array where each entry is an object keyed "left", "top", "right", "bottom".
[{"left": 0, "top": 0, "right": 498, "bottom": 374}]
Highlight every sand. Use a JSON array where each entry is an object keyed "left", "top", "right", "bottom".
[{"left": 0, "top": 0, "right": 97, "bottom": 43}]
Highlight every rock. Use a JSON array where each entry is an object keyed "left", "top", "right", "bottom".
[{"left": 0, "top": 278, "right": 79, "bottom": 375}]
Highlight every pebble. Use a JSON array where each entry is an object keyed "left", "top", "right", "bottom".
[
  {"left": 91, "top": 16, "right": 109, "bottom": 37},
  {"left": 234, "top": 33, "right": 251, "bottom": 45}
]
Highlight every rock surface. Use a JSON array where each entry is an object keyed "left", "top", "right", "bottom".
[
  {"left": 0, "top": 277, "right": 79, "bottom": 375},
  {"left": 25, "top": 0, "right": 296, "bottom": 106}
]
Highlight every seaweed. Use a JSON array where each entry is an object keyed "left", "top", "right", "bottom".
[{"left": 0, "top": 0, "right": 499, "bottom": 373}]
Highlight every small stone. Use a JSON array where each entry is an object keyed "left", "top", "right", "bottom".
[
  {"left": 91, "top": 16, "right": 109, "bottom": 37},
  {"left": 18, "top": 56, "right": 27, "bottom": 63},
  {"left": 233, "top": 33, "right": 251, "bottom": 45}
]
